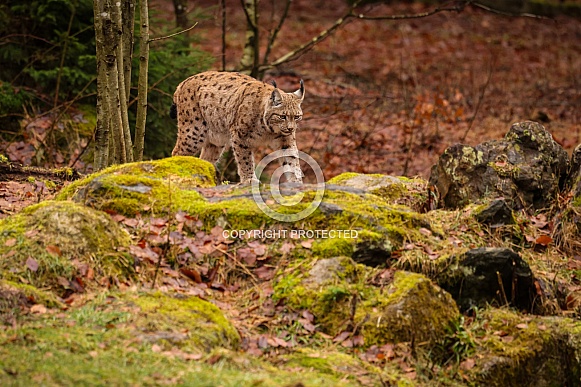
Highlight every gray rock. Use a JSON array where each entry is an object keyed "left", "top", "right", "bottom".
[{"left": 429, "top": 121, "right": 568, "bottom": 210}]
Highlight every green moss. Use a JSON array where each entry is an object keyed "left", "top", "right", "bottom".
[
  {"left": 312, "top": 238, "right": 354, "bottom": 258},
  {"left": 0, "top": 201, "right": 133, "bottom": 294},
  {"left": 57, "top": 156, "right": 216, "bottom": 216},
  {"left": 357, "top": 271, "right": 460, "bottom": 346},
  {"left": 328, "top": 172, "right": 385, "bottom": 185},
  {"left": 0, "top": 291, "right": 355, "bottom": 386},
  {"left": 130, "top": 291, "right": 240, "bottom": 351},
  {"left": 0, "top": 280, "right": 62, "bottom": 308}
]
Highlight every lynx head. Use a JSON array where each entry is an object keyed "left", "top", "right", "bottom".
[{"left": 264, "top": 80, "right": 304, "bottom": 136}]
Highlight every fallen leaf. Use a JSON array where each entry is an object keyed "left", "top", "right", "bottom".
[
  {"left": 46, "top": 245, "right": 61, "bottom": 256},
  {"left": 535, "top": 235, "right": 552, "bottom": 246},
  {"left": 460, "top": 358, "right": 475, "bottom": 370},
  {"left": 180, "top": 267, "right": 202, "bottom": 283},
  {"left": 516, "top": 323, "right": 528, "bottom": 329},
  {"left": 30, "top": 304, "right": 47, "bottom": 314},
  {"left": 4, "top": 238, "right": 17, "bottom": 247},
  {"left": 26, "top": 257, "right": 39, "bottom": 272}
]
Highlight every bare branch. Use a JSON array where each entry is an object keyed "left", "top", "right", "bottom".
[
  {"left": 263, "top": 0, "right": 292, "bottom": 65},
  {"left": 264, "top": 0, "right": 549, "bottom": 71},
  {"left": 353, "top": 2, "right": 464, "bottom": 21},
  {"left": 148, "top": 22, "right": 198, "bottom": 43},
  {"left": 471, "top": 1, "right": 551, "bottom": 19}
]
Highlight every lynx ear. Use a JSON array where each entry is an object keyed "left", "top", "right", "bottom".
[
  {"left": 293, "top": 79, "right": 305, "bottom": 101},
  {"left": 271, "top": 89, "right": 283, "bottom": 107},
  {"left": 270, "top": 79, "right": 277, "bottom": 88}
]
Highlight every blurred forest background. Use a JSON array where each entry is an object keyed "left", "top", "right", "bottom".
[{"left": 0, "top": 0, "right": 579, "bottom": 181}]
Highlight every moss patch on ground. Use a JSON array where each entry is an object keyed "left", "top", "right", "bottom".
[
  {"left": 0, "top": 201, "right": 133, "bottom": 296},
  {"left": 0, "top": 291, "right": 364, "bottom": 387}
]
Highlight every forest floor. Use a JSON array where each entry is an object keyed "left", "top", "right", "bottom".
[{"left": 1, "top": 0, "right": 580, "bottom": 208}]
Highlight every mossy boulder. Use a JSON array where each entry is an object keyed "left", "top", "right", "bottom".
[
  {"left": 127, "top": 292, "right": 240, "bottom": 351},
  {"left": 0, "top": 201, "right": 133, "bottom": 295},
  {"left": 358, "top": 271, "right": 460, "bottom": 346},
  {"left": 440, "top": 247, "right": 537, "bottom": 312},
  {"left": 429, "top": 121, "right": 568, "bottom": 210},
  {"left": 275, "top": 259, "right": 460, "bottom": 346},
  {"left": 328, "top": 172, "right": 428, "bottom": 212},
  {"left": 57, "top": 156, "right": 216, "bottom": 216},
  {"left": 467, "top": 308, "right": 581, "bottom": 386},
  {"left": 56, "top": 158, "right": 432, "bottom": 256}
]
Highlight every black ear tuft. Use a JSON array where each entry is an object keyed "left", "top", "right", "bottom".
[
  {"left": 293, "top": 79, "right": 305, "bottom": 100},
  {"left": 270, "top": 79, "right": 277, "bottom": 88}
]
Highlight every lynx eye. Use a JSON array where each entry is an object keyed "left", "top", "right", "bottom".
[
  {"left": 280, "top": 115, "right": 287, "bottom": 120},
  {"left": 295, "top": 115, "right": 302, "bottom": 121}
]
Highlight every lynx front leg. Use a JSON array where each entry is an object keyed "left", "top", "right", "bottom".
[
  {"left": 231, "top": 136, "right": 256, "bottom": 184},
  {"left": 279, "top": 134, "right": 303, "bottom": 183}
]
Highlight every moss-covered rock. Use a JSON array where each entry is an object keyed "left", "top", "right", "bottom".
[
  {"left": 57, "top": 156, "right": 216, "bottom": 216},
  {"left": 429, "top": 121, "right": 568, "bottom": 210},
  {"left": 130, "top": 292, "right": 240, "bottom": 351},
  {"left": 0, "top": 201, "right": 133, "bottom": 295},
  {"left": 328, "top": 172, "right": 429, "bottom": 212},
  {"left": 467, "top": 308, "right": 581, "bottom": 386},
  {"left": 358, "top": 271, "right": 460, "bottom": 346},
  {"left": 0, "top": 291, "right": 364, "bottom": 386},
  {"left": 275, "top": 257, "right": 459, "bottom": 346}
]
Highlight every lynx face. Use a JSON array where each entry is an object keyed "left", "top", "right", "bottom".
[
  {"left": 171, "top": 71, "right": 305, "bottom": 184},
  {"left": 265, "top": 88, "right": 304, "bottom": 136}
]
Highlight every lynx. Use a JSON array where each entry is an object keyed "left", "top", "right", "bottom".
[{"left": 170, "top": 71, "right": 305, "bottom": 184}]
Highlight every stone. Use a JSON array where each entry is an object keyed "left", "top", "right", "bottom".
[
  {"left": 442, "top": 247, "right": 537, "bottom": 312},
  {"left": 474, "top": 199, "right": 515, "bottom": 227},
  {"left": 429, "top": 121, "right": 569, "bottom": 210}
]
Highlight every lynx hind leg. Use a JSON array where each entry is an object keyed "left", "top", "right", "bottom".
[
  {"left": 231, "top": 141, "right": 256, "bottom": 184},
  {"left": 199, "top": 143, "right": 226, "bottom": 165},
  {"left": 172, "top": 101, "right": 208, "bottom": 156}
]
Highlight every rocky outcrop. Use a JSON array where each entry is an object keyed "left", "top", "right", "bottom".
[
  {"left": 429, "top": 121, "right": 569, "bottom": 210},
  {"left": 441, "top": 247, "right": 537, "bottom": 312}
]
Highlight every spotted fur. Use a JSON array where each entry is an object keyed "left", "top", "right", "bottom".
[{"left": 171, "top": 71, "right": 305, "bottom": 183}]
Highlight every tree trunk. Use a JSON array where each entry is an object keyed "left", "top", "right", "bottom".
[
  {"left": 121, "top": 0, "right": 135, "bottom": 103},
  {"left": 93, "top": 0, "right": 111, "bottom": 170},
  {"left": 134, "top": 0, "right": 150, "bottom": 161},
  {"left": 239, "top": 0, "right": 260, "bottom": 78},
  {"left": 113, "top": 1, "right": 133, "bottom": 162},
  {"left": 172, "top": 0, "right": 188, "bottom": 29}
]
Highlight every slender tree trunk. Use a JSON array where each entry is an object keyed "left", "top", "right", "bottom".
[
  {"left": 93, "top": 0, "right": 111, "bottom": 170},
  {"left": 172, "top": 0, "right": 188, "bottom": 29},
  {"left": 113, "top": 1, "right": 133, "bottom": 162},
  {"left": 103, "top": 0, "right": 126, "bottom": 163},
  {"left": 121, "top": 0, "right": 135, "bottom": 102},
  {"left": 239, "top": 0, "right": 259, "bottom": 77},
  {"left": 134, "top": 0, "right": 149, "bottom": 161}
]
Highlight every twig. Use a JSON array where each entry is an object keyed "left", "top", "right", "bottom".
[
  {"left": 148, "top": 22, "right": 198, "bottom": 43},
  {"left": 497, "top": 271, "right": 509, "bottom": 306},
  {"left": 471, "top": 1, "right": 551, "bottom": 19},
  {"left": 262, "top": 0, "right": 292, "bottom": 66},
  {"left": 263, "top": 0, "right": 548, "bottom": 71},
  {"left": 461, "top": 57, "right": 494, "bottom": 142}
]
